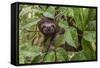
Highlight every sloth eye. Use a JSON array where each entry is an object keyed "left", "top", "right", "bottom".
[
  {"left": 51, "top": 25, "right": 55, "bottom": 28},
  {"left": 41, "top": 25, "right": 46, "bottom": 28}
]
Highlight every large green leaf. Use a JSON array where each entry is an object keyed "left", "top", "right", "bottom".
[
  {"left": 43, "top": 6, "right": 55, "bottom": 18},
  {"left": 21, "top": 18, "right": 40, "bottom": 29},
  {"left": 64, "top": 28, "right": 77, "bottom": 47}
]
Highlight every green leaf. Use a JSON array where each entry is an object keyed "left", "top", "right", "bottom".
[
  {"left": 19, "top": 43, "right": 42, "bottom": 63},
  {"left": 58, "top": 19, "right": 69, "bottom": 29},
  {"left": 55, "top": 34, "right": 65, "bottom": 47},
  {"left": 71, "top": 51, "right": 87, "bottom": 61},
  {"left": 91, "top": 42, "right": 96, "bottom": 52},
  {"left": 43, "top": 6, "right": 55, "bottom": 18},
  {"left": 87, "top": 20, "right": 96, "bottom": 31},
  {"left": 22, "top": 18, "right": 40, "bottom": 29},
  {"left": 82, "top": 39, "right": 96, "bottom": 60},
  {"left": 19, "top": 55, "right": 25, "bottom": 64},
  {"left": 56, "top": 47, "right": 68, "bottom": 61},
  {"left": 44, "top": 51, "right": 55, "bottom": 62},
  {"left": 64, "top": 28, "right": 77, "bottom": 47},
  {"left": 32, "top": 55, "right": 42, "bottom": 63},
  {"left": 83, "top": 31, "right": 96, "bottom": 42}
]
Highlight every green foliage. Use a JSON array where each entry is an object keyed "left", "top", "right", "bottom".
[
  {"left": 44, "top": 51, "right": 56, "bottom": 62},
  {"left": 43, "top": 6, "right": 56, "bottom": 18},
  {"left": 19, "top": 4, "right": 96, "bottom": 64},
  {"left": 56, "top": 48, "right": 68, "bottom": 61}
]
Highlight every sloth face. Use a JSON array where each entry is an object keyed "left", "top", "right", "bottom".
[{"left": 41, "top": 22, "right": 56, "bottom": 35}]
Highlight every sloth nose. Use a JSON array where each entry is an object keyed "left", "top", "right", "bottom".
[
  {"left": 47, "top": 27, "right": 51, "bottom": 31},
  {"left": 44, "top": 27, "right": 54, "bottom": 34}
]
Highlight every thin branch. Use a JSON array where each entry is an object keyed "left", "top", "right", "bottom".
[{"left": 23, "top": 29, "right": 40, "bottom": 32}]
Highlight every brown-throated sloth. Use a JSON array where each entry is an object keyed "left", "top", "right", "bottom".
[{"left": 38, "top": 17, "right": 83, "bottom": 52}]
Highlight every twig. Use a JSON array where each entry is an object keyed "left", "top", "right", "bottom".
[{"left": 24, "top": 29, "right": 40, "bottom": 32}]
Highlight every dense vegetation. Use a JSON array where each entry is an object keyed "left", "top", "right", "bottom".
[{"left": 19, "top": 4, "right": 96, "bottom": 64}]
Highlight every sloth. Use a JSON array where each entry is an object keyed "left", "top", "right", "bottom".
[
  {"left": 37, "top": 16, "right": 83, "bottom": 62},
  {"left": 38, "top": 16, "right": 83, "bottom": 52},
  {"left": 38, "top": 17, "right": 65, "bottom": 52}
]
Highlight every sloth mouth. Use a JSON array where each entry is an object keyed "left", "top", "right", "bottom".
[
  {"left": 43, "top": 28, "right": 55, "bottom": 35},
  {"left": 44, "top": 30, "right": 54, "bottom": 34}
]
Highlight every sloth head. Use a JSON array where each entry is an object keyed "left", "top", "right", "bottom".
[
  {"left": 38, "top": 17, "right": 57, "bottom": 35},
  {"left": 41, "top": 22, "right": 56, "bottom": 35}
]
